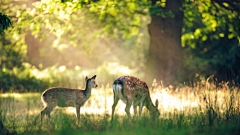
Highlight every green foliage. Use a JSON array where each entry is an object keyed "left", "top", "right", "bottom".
[
  {"left": 182, "top": 0, "right": 240, "bottom": 80},
  {"left": 0, "top": 1, "right": 28, "bottom": 71},
  {"left": 0, "top": 12, "right": 12, "bottom": 34},
  {"left": 0, "top": 35, "right": 24, "bottom": 70},
  {"left": 0, "top": 61, "right": 138, "bottom": 92},
  {"left": 6, "top": 0, "right": 170, "bottom": 49},
  {"left": 0, "top": 0, "right": 154, "bottom": 71},
  {"left": 0, "top": 67, "right": 46, "bottom": 93},
  {"left": 1, "top": 0, "right": 240, "bottom": 87},
  {"left": 0, "top": 0, "right": 149, "bottom": 84}
]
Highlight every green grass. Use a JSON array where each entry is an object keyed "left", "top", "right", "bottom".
[{"left": 1, "top": 83, "right": 240, "bottom": 135}]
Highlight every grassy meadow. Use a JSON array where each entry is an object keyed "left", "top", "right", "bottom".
[{"left": 1, "top": 78, "right": 240, "bottom": 135}]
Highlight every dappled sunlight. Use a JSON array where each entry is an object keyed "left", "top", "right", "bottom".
[
  {"left": 0, "top": 93, "right": 40, "bottom": 98},
  {"left": 59, "top": 65, "right": 66, "bottom": 73},
  {"left": 28, "top": 109, "right": 41, "bottom": 115},
  {"left": 20, "top": 62, "right": 136, "bottom": 87},
  {"left": 1, "top": 93, "right": 22, "bottom": 98},
  {"left": 151, "top": 88, "right": 199, "bottom": 112},
  {"left": 31, "top": 69, "right": 50, "bottom": 79},
  {"left": 82, "top": 71, "right": 88, "bottom": 76},
  {"left": 102, "top": 62, "right": 132, "bottom": 75}
]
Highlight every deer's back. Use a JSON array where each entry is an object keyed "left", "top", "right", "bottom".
[
  {"left": 41, "top": 87, "right": 87, "bottom": 107},
  {"left": 113, "top": 76, "right": 149, "bottom": 104}
]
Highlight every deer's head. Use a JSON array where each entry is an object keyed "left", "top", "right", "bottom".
[
  {"left": 85, "top": 75, "right": 98, "bottom": 88},
  {"left": 150, "top": 99, "right": 160, "bottom": 118}
]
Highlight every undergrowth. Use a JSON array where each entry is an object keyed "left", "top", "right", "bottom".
[{"left": 0, "top": 80, "right": 240, "bottom": 135}]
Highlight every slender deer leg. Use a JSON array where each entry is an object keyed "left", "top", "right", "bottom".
[
  {"left": 41, "top": 107, "right": 47, "bottom": 123},
  {"left": 76, "top": 104, "right": 80, "bottom": 125},
  {"left": 47, "top": 106, "right": 55, "bottom": 121},
  {"left": 47, "top": 111, "right": 51, "bottom": 121},
  {"left": 139, "top": 101, "right": 143, "bottom": 118},
  {"left": 133, "top": 105, "right": 137, "bottom": 119},
  {"left": 111, "top": 94, "right": 119, "bottom": 121},
  {"left": 125, "top": 99, "right": 133, "bottom": 118},
  {"left": 41, "top": 105, "right": 53, "bottom": 122}
]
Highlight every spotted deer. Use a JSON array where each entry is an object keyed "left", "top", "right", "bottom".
[
  {"left": 111, "top": 76, "right": 160, "bottom": 120},
  {"left": 41, "top": 75, "right": 97, "bottom": 124}
]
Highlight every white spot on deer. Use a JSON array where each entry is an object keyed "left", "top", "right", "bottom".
[{"left": 127, "top": 85, "right": 130, "bottom": 90}]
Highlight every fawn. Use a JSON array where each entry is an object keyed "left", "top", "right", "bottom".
[
  {"left": 40, "top": 75, "right": 97, "bottom": 124},
  {"left": 111, "top": 76, "right": 160, "bottom": 120}
]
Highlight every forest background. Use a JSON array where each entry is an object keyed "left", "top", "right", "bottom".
[{"left": 0, "top": 0, "right": 240, "bottom": 92}]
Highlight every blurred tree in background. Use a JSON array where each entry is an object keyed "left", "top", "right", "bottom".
[
  {"left": 145, "top": 0, "right": 184, "bottom": 86},
  {"left": 0, "top": 0, "right": 239, "bottom": 92}
]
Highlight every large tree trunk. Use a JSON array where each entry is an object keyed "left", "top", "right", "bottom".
[
  {"left": 145, "top": 0, "right": 184, "bottom": 86},
  {"left": 25, "top": 31, "right": 41, "bottom": 67}
]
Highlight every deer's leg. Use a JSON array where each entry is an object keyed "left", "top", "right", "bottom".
[
  {"left": 111, "top": 93, "right": 119, "bottom": 121},
  {"left": 139, "top": 101, "right": 143, "bottom": 118},
  {"left": 47, "top": 110, "right": 51, "bottom": 121},
  {"left": 47, "top": 106, "right": 55, "bottom": 121},
  {"left": 41, "top": 105, "right": 53, "bottom": 122},
  {"left": 133, "top": 105, "right": 138, "bottom": 119},
  {"left": 76, "top": 104, "right": 81, "bottom": 125},
  {"left": 41, "top": 106, "right": 47, "bottom": 123},
  {"left": 125, "top": 99, "right": 133, "bottom": 118}
]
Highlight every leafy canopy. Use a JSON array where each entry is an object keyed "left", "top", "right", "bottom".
[{"left": 0, "top": 12, "right": 12, "bottom": 34}]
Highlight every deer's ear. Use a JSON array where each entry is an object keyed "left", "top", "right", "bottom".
[
  {"left": 85, "top": 76, "right": 88, "bottom": 82},
  {"left": 155, "top": 99, "right": 159, "bottom": 107},
  {"left": 91, "top": 75, "right": 97, "bottom": 80}
]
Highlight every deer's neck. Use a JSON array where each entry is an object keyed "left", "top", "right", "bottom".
[
  {"left": 84, "top": 82, "right": 92, "bottom": 99},
  {"left": 145, "top": 96, "right": 155, "bottom": 113}
]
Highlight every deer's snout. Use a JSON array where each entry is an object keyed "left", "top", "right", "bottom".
[{"left": 95, "top": 84, "right": 98, "bottom": 88}]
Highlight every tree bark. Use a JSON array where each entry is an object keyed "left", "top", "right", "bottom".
[
  {"left": 25, "top": 31, "right": 41, "bottom": 67},
  {"left": 145, "top": 0, "right": 184, "bottom": 86}
]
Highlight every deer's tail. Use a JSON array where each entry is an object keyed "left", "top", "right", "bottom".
[
  {"left": 41, "top": 92, "right": 46, "bottom": 101},
  {"left": 112, "top": 80, "right": 123, "bottom": 96},
  {"left": 41, "top": 91, "right": 48, "bottom": 107}
]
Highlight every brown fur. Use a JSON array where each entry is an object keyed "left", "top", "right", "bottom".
[{"left": 111, "top": 76, "right": 160, "bottom": 120}]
